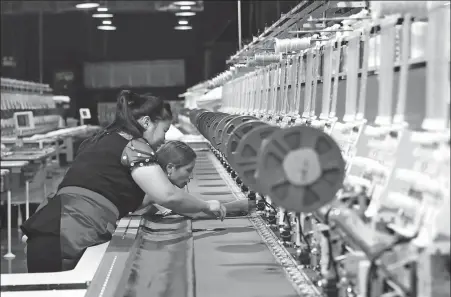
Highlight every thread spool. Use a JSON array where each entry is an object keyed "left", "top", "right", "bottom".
[
  {"left": 246, "top": 60, "right": 258, "bottom": 67},
  {"left": 254, "top": 53, "right": 283, "bottom": 65},
  {"left": 370, "top": 1, "right": 431, "bottom": 19},
  {"left": 368, "top": 35, "right": 381, "bottom": 69},
  {"left": 323, "top": 24, "right": 341, "bottom": 34},
  {"left": 234, "top": 65, "right": 253, "bottom": 74},
  {"left": 342, "top": 9, "right": 370, "bottom": 27},
  {"left": 212, "top": 71, "right": 234, "bottom": 87},
  {"left": 411, "top": 22, "right": 428, "bottom": 61},
  {"left": 274, "top": 38, "right": 310, "bottom": 54}
]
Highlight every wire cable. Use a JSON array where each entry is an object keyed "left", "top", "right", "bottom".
[{"left": 365, "top": 236, "right": 414, "bottom": 297}]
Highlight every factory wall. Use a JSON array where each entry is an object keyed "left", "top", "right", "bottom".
[
  {"left": 0, "top": 1, "right": 298, "bottom": 124},
  {"left": 1, "top": 12, "right": 202, "bottom": 123}
]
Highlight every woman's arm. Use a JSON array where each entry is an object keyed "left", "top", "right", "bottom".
[
  {"left": 132, "top": 202, "right": 159, "bottom": 215},
  {"left": 122, "top": 138, "right": 224, "bottom": 218},
  {"left": 132, "top": 164, "right": 211, "bottom": 213}
]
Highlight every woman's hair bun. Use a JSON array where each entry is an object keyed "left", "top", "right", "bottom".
[{"left": 118, "top": 90, "right": 141, "bottom": 107}]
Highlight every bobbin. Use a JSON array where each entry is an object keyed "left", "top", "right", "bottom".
[
  {"left": 274, "top": 38, "right": 311, "bottom": 54},
  {"left": 213, "top": 115, "right": 238, "bottom": 149},
  {"left": 205, "top": 113, "right": 228, "bottom": 143},
  {"left": 208, "top": 114, "right": 232, "bottom": 148},
  {"left": 231, "top": 124, "right": 282, "bottom": 193},
  {"left": 225, "top": 120, "right": 267, "bottom": 168},
  {"left": 189, "top": 109, "right": 206, "bottom": 127},
  {"left": 254, "top": 53, "right": 283, "bottom": 65},
  {"left": 219, "top": 115, "right": 257, "bottom": 155},
  {"left": 255, "top": 126, "right": 345, "bottom": 213},
  {"left": 196, "top": 112, "right": 215, "bottom": 137}
]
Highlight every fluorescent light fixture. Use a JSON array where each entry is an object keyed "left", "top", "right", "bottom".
[
  {"left": 180, "top": 5, "right": 191, "bottom": 10},
  {"left": 102, "top": 20, "right": 112, "bottom": 25},
  {"left": 97, "top": 7, "right": 108, "bottom": 12},
  {"left": 92, "top": 13, "right": 113, "bottom": 18},
  {"left": 173, "top": 1, "right": 196, "bottom": 5},
  {"left": 178, "top": 19, "right": 189, "bottom": 25},
  {"left": 175, "top": 11, "right": 196, "bottom": 17},
  {"left": 97, "top": 25, "right": 116, "bottom": 31},
  {"left": 75, "top": 2, "right": 99, "bottom": 9},
  {"left": 53, "top": 95, "right": 71, "bottom": 103},
  {"left": 174, "top": 25, "right": 192, "bottom": 30}
]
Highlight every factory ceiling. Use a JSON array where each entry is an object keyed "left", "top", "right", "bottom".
[{"left": 0, "top": 1, "right": 204, "bottom": 15}]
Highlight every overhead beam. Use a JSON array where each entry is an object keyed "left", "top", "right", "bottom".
[
  {"left": 226, "top": 1, "right": 365, "bottom": 64},
  {"left": 226, "top": 0, "right": 328, "bottom": 64}
]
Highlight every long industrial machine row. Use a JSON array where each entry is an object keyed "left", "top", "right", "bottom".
[
  {"left": 1, "top": 77, "right": 103, "bottom": 265},
  {"left": 176, "top": 2, "right": 450, "bottom": 297},
  {"left": 177, "top": 101, "right": 450, "bottom": 297}
]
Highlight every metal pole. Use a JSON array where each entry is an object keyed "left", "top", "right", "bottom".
[
  {"left": 38, "top": 11, "right": 43, "bottom": 84},
  {"left": 237, "top": 0, "right": 242, "bottom": 50}
]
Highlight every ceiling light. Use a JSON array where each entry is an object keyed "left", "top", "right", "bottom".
[
  {"left": 102, "top": 20, "right": 112, "bottom": 25},
  {"left": 173, "top": 1, "right": 196, "bottom": 5},
  {"left": 92, "top": 13, "right": 113, "bottom": 18},
  {"left": 75, "top": 2, "right": 99, "bottom": 9},
  {"left": 97, "top": 7, "right": 108, "bottom": 12},
  {"left": 175, "top": 11, "right": 196, "bottom": 17},
  {"left": 180, "top": 5, "right": 191, "bottom": 10},
  {"left": 174, "top": 25, "right": 192, "bottom": 30},
  {"left": 178, "top": 19, "right": 189, "bottom": 25},
  {"left": 98, "top": 25, "right": 116, "bottom": 31}
]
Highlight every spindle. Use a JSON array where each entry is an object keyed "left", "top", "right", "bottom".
[{"left": 274, "top": 38, "right": 310, "bottom": 54}]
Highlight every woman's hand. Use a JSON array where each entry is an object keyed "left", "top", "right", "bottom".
[
  {"left": 206, "top": 200, "right": 227, "bottom": 221},
  {"left": 22, "top": 235, "right": 28, "bottom": 255}
]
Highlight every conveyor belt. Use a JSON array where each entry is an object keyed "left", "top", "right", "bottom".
[{"left": 86, "top": 148, "right": 321, "bottom": 297}]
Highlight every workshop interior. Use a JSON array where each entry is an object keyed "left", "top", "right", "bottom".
[{"left": 1, "top": 1, "right": 450, "bottom": 297}]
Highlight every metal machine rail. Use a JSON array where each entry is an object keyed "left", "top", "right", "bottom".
[{"left": 85, "top": 216, "right": 195, "bottom": 297}]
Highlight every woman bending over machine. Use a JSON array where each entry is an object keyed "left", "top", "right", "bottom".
[{"left": 21, "top": 90, "right": 226, "bottom": 273}]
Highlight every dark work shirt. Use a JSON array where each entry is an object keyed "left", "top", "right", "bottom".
[{"left": 58, "top": 132, "right": 157, "bottom": 218}]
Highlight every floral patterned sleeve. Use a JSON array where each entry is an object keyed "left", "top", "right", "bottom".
[{"left": 120, "top": 138, "right": 158, "bottom": 171}]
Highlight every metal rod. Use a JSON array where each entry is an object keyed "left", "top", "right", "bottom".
[
  {"left": 288, "top": 29, "right": 354, "bottom": 34},
  {"left": 237, "top": 0, "right": 242, "bottom": 50},
  {"left": 230, "top": 0, "right": 311, "bottom": 60},
  {"left": 38, "top": 12, "right": 43, "bottom": 84},
  {"left": 3, "top": 191, "right": 15, "bottom": 260},
  {"left": 306, "top": 16, "right": 370, "bottom": 22},
  {"left": 303, "top": 23, "right": 326, "bottom": 28},
  {"left": 25, "top": 180, "right": 29, "bottom": 219}
]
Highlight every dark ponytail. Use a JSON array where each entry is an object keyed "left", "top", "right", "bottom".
[
  {"left": 88, "top": 90, "right": 172, "bottom": 144},
  {"left": 115, "top": 90, "right": 147, "bottom": 137}
]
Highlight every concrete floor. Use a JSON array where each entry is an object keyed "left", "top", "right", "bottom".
[
  {"left": 1, "top": 226, "right": 27, "bottom": 274},
  {"left": 0, "top": 168, "right": 66, "bottom": 274}
]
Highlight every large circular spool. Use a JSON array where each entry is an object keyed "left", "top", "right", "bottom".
[
  {"left": 225, "top": 120, "right": 267, "bottom": 167},
  {"left": 219, "top": 115, "right": 257, "bottom": 154},
  {"left": 196, "top": 112, "right": 213, "bottom": 136},
  {"left": 212, "top": 115, "right": 237, "bottom": 148},
  {"left": 189, "top": 109, "right": 205, "bottom": 123},
  {"left": 195, "top": 113, "right": 207, "bottom": 135},
  {"left": 205, "top": 113, "right": 227, "bottom": 142},
  {"left": 207, "top": 114, "right": 228, "bottom": 145},
  {"left": 255, "top": 126, "right": 345, "bottom": 213},
  {"left": 190, "top": 109, "right": 207, "bottom": 128},
  {"left": 232, "top": 124, "right": 281, "bottom": 193},
  {"left": 199, "top": 112, "right": 217, "bottom": 137}
]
